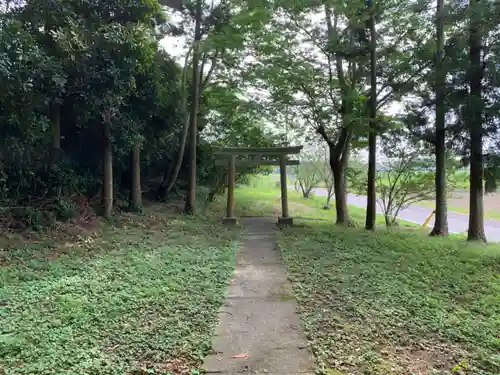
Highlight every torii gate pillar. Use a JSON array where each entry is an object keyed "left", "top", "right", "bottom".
[
  {"left": 214, "top": 146, "right": 303, "bottom": 226},
  {"left": 278, "top": 154, "right": 293, "bottom": 226},
  {"left": 223, "top": 155, "right": 237, "bottom": 225}
]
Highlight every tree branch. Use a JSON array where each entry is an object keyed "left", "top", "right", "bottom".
[
  {"left": 199, "top": 48, "right": 223, "bottom": 95},
  {"left": 317, "top": 124, "right": 334, "bottom": 147}
]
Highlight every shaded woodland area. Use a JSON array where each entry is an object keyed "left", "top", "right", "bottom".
[
  {"left": 1, "top": 0, "right": 500, "bottom": 241},
  {"left": 0, "top": 0, "right": 275, "bottom": 234}
]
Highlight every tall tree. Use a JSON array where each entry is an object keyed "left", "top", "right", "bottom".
[
  {"left": 246, "top": 1, "right": 369, "bottom": 225},
  {"left": 467, "top": 0, "right": 486, "bottom": 241},
  {"left": 319, "top": 3, "right": 357, "bottom": 225},
  {"left": 430, "top": 0, "right": 449, "bottom": 236},
  {"left": 365, "top": 0, "right": 377, "bottom": 230},
  {"left": 184, "top": 0, "right": 202, "bottom": 214},
  {"left": 161, "top": 0, "right": 237, "bottom": 197}
]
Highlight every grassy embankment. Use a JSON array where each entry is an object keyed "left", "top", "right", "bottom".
[
  {"left": 0, "top": 202, "right": 239, "bottom": 375},
  {"left": 232, "top": 174, "right": 418, "bottom": 227},
  {"left": 233, "top": 175, "right": 500, "bottom": 375}
]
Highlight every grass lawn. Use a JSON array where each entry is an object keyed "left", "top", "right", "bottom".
[
  {"left": 231, "top": 175, "right": 418, "bottom": 228},
  {"left": 0, "top": 203, "right": 238, "bottom": 375},
  {"left": 279, "top": 223, "right": 500, "bottom": 375}
]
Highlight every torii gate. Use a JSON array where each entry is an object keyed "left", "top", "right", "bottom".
[{"left": 214, "top": 146, "right": 303, "bottom": 226}]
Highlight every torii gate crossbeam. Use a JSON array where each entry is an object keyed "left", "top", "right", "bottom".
[{"left": 213, "top": 146, "right": 303, "bottom": 226}]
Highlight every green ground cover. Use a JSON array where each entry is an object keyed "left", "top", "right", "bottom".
[
  {"left": 0, "top": 204, "right": 238, "bottom": 375},
  {"left": 279, "top": 223, "right": 500, "bottom": 375},
  {"left": 2, "top": 174, "right": 497, "bottom": 375},
  {"left": 228, "top": 175, "right": 498, "bottom": 374},
  {"left": 231, "top": 175, "right": 418, "bottom": 228}
]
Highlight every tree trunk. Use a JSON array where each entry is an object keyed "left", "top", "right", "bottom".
[
  {"left": 484, "top": 179, "right": 495, "bottom": 194},
  {"left": 130, "top": 146, "right": 142, "bottom": 212},
  {"left": 102, "top": 122, "right": 113, "bottom": 218},
  {"left": 384, "top": 214, "right": 392, "bottom": 227},
  {"left": 159, "top": 45, "right": 193, "bottom": 198},
  {"left": 432, "top": 130, "right": 448, "bottom": 235},
  {"left": 467, "top": 0, "right": 486, "bottom": 242},
  {"left": 430, "top": 0, "right": 449, "bottom": 237},
  {"left": 330, "top": 156, "right": 350, "bottom": 225},
  {"left": 325, "top": 188, "right": 333, "bottom": 206},
  {"left": 365, "top": 3, "right": 377, "bottom": 231},
  {"left": 185, "top": 0, "right": 202, "bottom": 215}
]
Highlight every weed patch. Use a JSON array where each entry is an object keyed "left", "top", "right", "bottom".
[
  {"left": 279, "top": 223, "right": 500, "bottom": 375},
  {"left": 0, "top": 204, "right": 238, "bottom": 375}
]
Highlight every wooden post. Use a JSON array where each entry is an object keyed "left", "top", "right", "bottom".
[
  {"left": 278, "top": 154, "right": 293, "bottom": 226},
  {"left": 223, "top": 155, "right": 237, "bottom": 225}
]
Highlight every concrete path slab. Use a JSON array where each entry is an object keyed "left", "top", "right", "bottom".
[{"left": 203, "top": 217, "right": 314, "bottom": 375}]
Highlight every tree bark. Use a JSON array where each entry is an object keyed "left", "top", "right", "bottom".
[
  {"left": 185, "top": 0, "right": 202, "bottom": 215},
  {"left": 430, "top": 0, "right": 449, "bottom": 237},
  {"left": 130, "top": 146, "right": 142, "bottom": 212},
  {"left": 331, "top": 161, "right": 350, "bottom": 225},
  {"left": 102, "top": 122, "right": 113, "bottom": 218},
  {"left": 322, "top": 4, "right": 353, "bottom": 226},
  {"left": 467, "top": 0, "right": 486, "bottom": 242},
  {"left": 319, "top": 125, "right": 352, "bottom": 225},
  {"left": 160, "top": 45, "right": 193, "bottom": 198},
  {"left": 329, "top": 144, "right": 350, "bottom": 225},
  {"left": 384, "top": 214, "right": 392, "bottom": 227},
  {"left": 365, "top": 1, "right": 377, "bottom": 231}
]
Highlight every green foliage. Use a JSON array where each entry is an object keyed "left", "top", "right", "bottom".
[
  {"left": 0, "top": 208, "right": 237, "bottom": 374},
  {"left": 349, "top": 156, "right": 436, "bottom": 226},
  {"left": 53, "top": 199, "right": 77, "bottom": 221},
  {"left": 0, "top": 0, "right": 280, "bottom": 225},
  {"left": 294, "top": 161, "right": 321, "bottom": 199},
  {"left": 348, "top": 132, "right": 459, "bottom": 226},
  {"left": 0, "top": 0, "right": 181, "bottom": 212},
  {"left": 229, "top": 174, "right": 417, "bottom": 227},
  {"left": 199, "top": 88, "right": 281, "bottom": 202},
  {"left": 279, "top": 223, "right": 500, "bottom": 375}
]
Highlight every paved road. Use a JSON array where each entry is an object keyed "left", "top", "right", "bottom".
[{"left": 312, "top": 187, "right": 500, "bottom": 242}]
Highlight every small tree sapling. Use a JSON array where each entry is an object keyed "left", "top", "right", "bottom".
[
  {"left": 312, "top": 147, "right": 334, "bottom": 208},
  {"left": 294, "top": 161, "right": 321, "bottom": 198},
  {"left": 351, "top": 144, "right": 444, "bottom": 227}
]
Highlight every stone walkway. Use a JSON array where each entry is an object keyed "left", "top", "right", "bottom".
[{"left": 203, "top": 217, "right": 315, "bottom": 374}]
